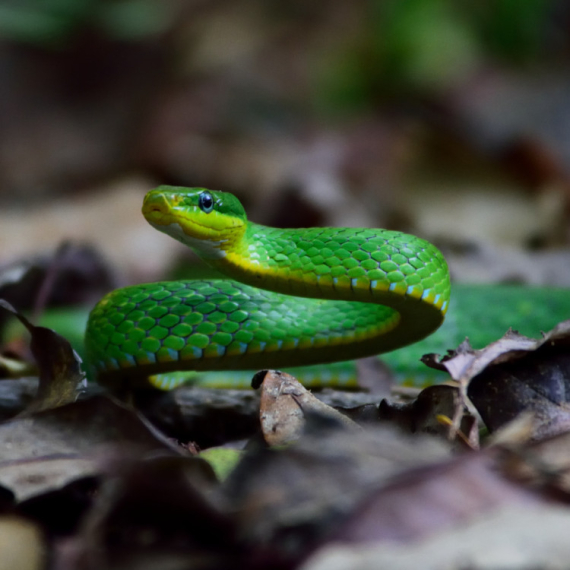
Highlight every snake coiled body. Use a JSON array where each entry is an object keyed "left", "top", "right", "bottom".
[{"left": 85, "top": 187, "right": 451, "bottom": 388}]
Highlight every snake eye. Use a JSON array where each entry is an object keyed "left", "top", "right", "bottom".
[{"left": 198, "top": 191, "right": 214, "bottom": 213}]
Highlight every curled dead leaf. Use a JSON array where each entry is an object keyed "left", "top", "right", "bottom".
[
  {"left": 256, "top": 370, "right": 360, "bottom": 446},
  {"left": 0, "top": 299, "right": 85, "bottom": 412},
  {"left": 424, "top": 320, "right": 570, "bottom": 440}
]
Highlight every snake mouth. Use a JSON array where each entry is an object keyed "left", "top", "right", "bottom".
[
  {"left": 142, "top": 192, "right": 168, "bottom": 220},
  {"left": 142, "top": 192, "right": 184, "bottom": 226}
]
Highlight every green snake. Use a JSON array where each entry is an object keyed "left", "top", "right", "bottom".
[{"left": 85, "top": 186, "right": 452, "bottom": 389}]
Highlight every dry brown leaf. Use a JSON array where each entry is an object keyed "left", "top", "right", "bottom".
[
  {"left": 0, "top": 456, "right": 97, "bottom": 503},
  {"left": 0, "top": 395, "right": 178, "bottom": 500},
  {"left": 0, "top": 299, "right": 85, "bottom": 413},
  {"left": 424, "top": 320, "right": 570, "bottom": 439},
  {"left": 256, "top": 370, "right": 360, "bottom": 446}
]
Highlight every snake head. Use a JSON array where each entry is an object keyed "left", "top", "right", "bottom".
[{"left": 142, "top": 186, "right": 247, "bottom": 259}]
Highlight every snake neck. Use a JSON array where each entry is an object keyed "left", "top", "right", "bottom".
[
  {"left": 207, "top": 222, "right": 450, "bottom": 315},
  {"left": 210, "top": 222, "right": 295, "bottom": 286}
]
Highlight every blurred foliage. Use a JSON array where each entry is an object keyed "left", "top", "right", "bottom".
[
  {"left": 314, "top": 0, "right": 554, "bottom": 116},
  {"left": 0, "top": 0, "right": 175, "bottom": 46},
  {"left": 473, "top": 0, "right": 549, "bottom": 62}
]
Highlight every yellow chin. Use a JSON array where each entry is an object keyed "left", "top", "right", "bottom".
[
  {"left": 142, "top": 194, "right": 245, "bottom": 256},
  {"left": 179, "top": 214, "right": 229, "bottom": 240}
]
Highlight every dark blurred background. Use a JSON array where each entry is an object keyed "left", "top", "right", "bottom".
[{"left": 1, "top": 0, "right": 570, "bottom": 290}]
